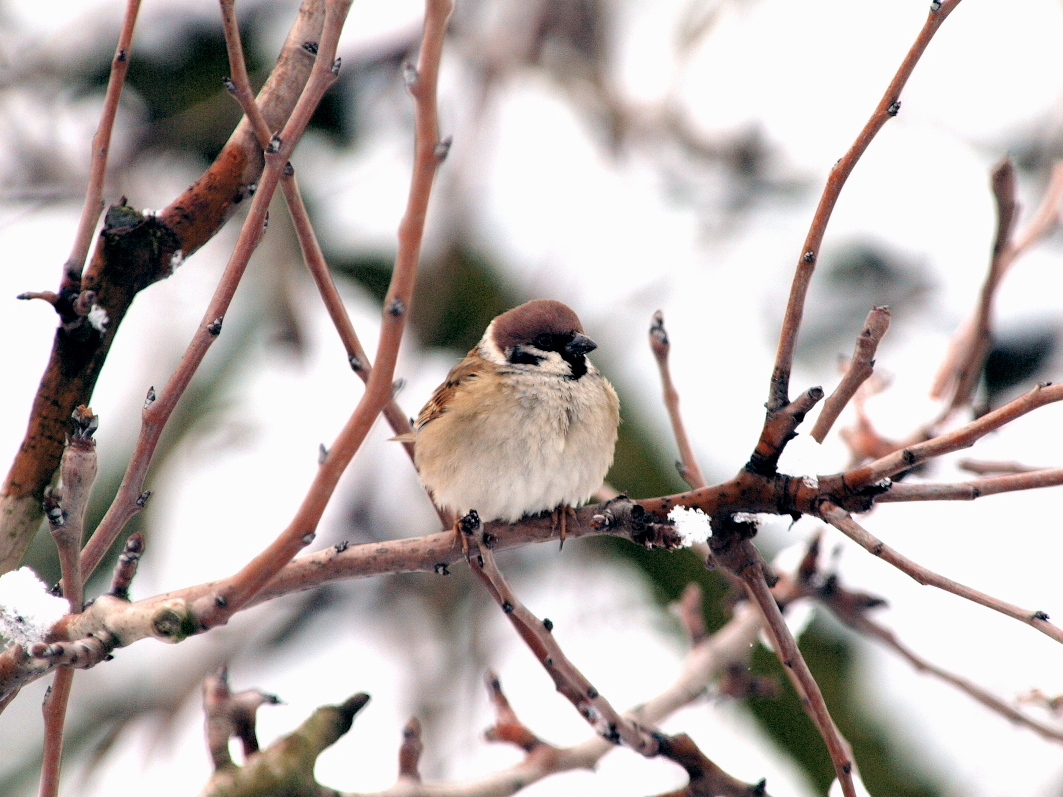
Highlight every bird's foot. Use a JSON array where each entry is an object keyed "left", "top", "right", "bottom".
[
  {"left": 456, "top": 510, "right": 481, "bottom": 562},
  {"left": 550, "top": 505, "right": 577, "bottom": 550}
]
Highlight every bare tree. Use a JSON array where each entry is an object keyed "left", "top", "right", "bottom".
[{"left": 1, "top": 1, "right": 1062, "bottom": 795}]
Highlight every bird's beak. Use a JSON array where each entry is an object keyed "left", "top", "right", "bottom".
[{"left": 566, "top": 334, "right": 597, "bottom": 356}]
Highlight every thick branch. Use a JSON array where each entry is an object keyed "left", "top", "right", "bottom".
[{"left": 0, "top": 0, "right": 329, "bottom": 573}]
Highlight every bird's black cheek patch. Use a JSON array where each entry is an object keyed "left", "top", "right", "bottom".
[
  {"left": 508, "top": 346, "right": 544, "bottom": 366},
  {"left": 562, "top": 351, "right": 588, "bottom": 379}
]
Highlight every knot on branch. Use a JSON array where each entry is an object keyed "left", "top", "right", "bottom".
[
  {"left": 592, "top": 496, "right": 683, "bottom": 549},
  {"left": 150, "top": 599, "right": 198, "bottom": 642},
  {"left": 91, "top": 202, "right": 184, "bottom": 294}
]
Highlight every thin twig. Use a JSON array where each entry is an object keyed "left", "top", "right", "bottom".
[
  {"left": 768, "top": 0, "right": 964, "bottom": 412},
  {"left": 931, "top": 161, "right": 1063, "bottom": 407},
  {"left": 957, "top": 458, "right": 1040, "bottom": 476},
  {"left": 841, "top": 610, "right": 1063, "bottom": 745},
  {"left": 192, "top": 0, "right": 453, "bottom": 627},
  {"left": 0, "top": 0, "right": 327, "bottom": 574},
  {"left": 709, "top": 520, "right": 855, "bottom": 797},
  {"left": 820, "top": 502, "right": 1063, "bottom": 645},
  {"left": 1009, "top": 162, "right": 1063, "bottom": 260},
  {"left": 59, "top": 0, "right": 142, "bottom": 294},
  {"left": 846, "top": 381, "right": 1063, "bottom": 488},
  {"left": 219, "top": 0, "right": 274, "bottom": 146},
  {"left": 650, "top": 311, "right": 706, "bottom": 489},
  {"left": 741, "top": 564, "right": 855, "bottom": 797},
  {"left": 876, "top": 467, "right": 1063, "bottom": 502},
  {"left": 811, "top": 306, "right": 891, "bottom": 443},
  {"left": 38, "top": 668, "right": 75, "bottom": 797},
  {"left": 468, "top": 528, "right": 659, "bottom": 756},
  {"left": 38, "top": 408, "right": 99, "bottom": 797},
  {"left": 931, "top": 160, "right": 1017, "bottom": 413},
  {"left": 79, "top": 0, "right": 353, "bottom": 581},
  {"left": 218, "top": 0, "right": 425, "bottom": 483}
]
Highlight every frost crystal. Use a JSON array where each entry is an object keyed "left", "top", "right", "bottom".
[
  {"left": 668, "top": 506, "right": 712, "bottom": 547},
  {"left": 87, "top": 304, "right": 109, "bottom": 333},
  {"left": 0, "top": 568, "right": 68, "bottom": 648}
]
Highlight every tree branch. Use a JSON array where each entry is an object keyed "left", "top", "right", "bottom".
[{"left": 768, "top": 0, "right": 964, "bottom": 412}]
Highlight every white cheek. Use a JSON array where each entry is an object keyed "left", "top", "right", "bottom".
[
  {"left": 477, "top": 337, "right": 510, "bottom": 366},
  {"left": 535, "top": 351, "right": 573, "bottom": 376}
]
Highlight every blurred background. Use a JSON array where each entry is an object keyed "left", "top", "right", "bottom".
[{"left": 2, "top": 0, "right": 1063, "bottom": 794}]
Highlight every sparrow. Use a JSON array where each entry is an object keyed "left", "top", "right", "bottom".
[{"left": 410, "top": 299, "right": 620, "bottom": 546}]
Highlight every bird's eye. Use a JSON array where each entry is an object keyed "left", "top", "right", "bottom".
[{"left": 534, "top": 333, "right": 554, "bottom": 349}]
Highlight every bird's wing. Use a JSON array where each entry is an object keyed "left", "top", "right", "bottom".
[{"left": 414, "top": 353, "right": 482, "bottom": 429}]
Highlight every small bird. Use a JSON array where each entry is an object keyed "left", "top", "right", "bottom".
[{"left": 410, "top": 299, "right": 620, "bottom": 546}]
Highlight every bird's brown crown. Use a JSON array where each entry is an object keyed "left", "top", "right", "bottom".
[{"left": 490, "top": 300, "right": 584, "bottom": 350}]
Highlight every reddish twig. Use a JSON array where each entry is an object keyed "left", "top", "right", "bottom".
[
  {"left": 957, "top": 458, "right": 1040, "bottom": 476},
  {"left": 79, "top": 0, "right": 353, "bottom": 581},
  {"left": 672, "top": 583, "right": 708, "bottom": 645},
  {"left": 202, "top": 668, "right": 281, "bottom": 768},
  {"left": 0, "top": 0, "right": 327, "bottom": 574},
  {"left": 466, "top": 523, "right": 659, "bottom": 756},
  {"left": 650, "top": 311, "right": 707, "bottom": 489},
  {"left": 191, "top": 0, "right": 453, "bottom": 628},
  {"left": 846, "top": 381, "right": 1063, "bottom": 488},
  {"left": 931, "top": 160, "right": 1017, "bottom": 413},
  {"left": 218, "top": 0, "right": 426, "bottom": 485},
  {"left": 38, "top": 667, "right": 74, "bottom": 797},
  {"left": 397, "top": 717, "right": 424, "bottom": 781},
  {"left": 1009, "top": 162, "right": 1063, "bottom": 259},
  {"left": 653, "top": 732, "right": 770, "bottom": 797},
  {"left": 819, "top": 502, "right": 1063, "bottom": 645},
  {"left": 709, "top": 517, "right": 856, "bottom": 797},
  {"left": 810, "top": 306, "right": 891, "bottom": 443},
  {"left": 108, "top": 532, "right": 144, "bottom": 601},
  {"left": 931, "top": 160, "right": 1063, "bottom": 410},
  {"left": 769, "top": 0, "right": 964, "bottom": 412},
  {"left": 60, "top": 0, "right": 142, "bottom": 295},
  {"left": 876, "top": 467, "right": 1063, "bottom": 502},
  {"left": 38, "top": 407, "right": 99, "bottom": 797},
  {"left": 483, "top": 673, "right": 549, "bottom": 753},
  {"left": 842, "top": 610, "right": 1063, "bottom": 745}
]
